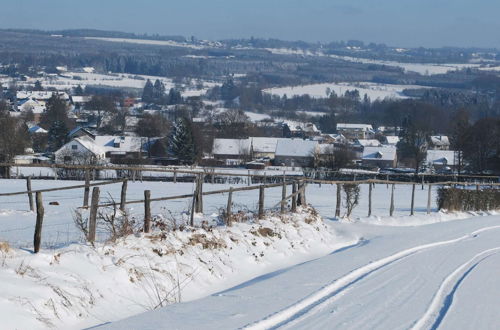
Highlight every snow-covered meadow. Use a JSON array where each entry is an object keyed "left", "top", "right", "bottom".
[{"left": 263, "top": 82, "right": 431, "bottom": 101}]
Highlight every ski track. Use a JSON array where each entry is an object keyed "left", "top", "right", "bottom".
[
  {"left": 243, "top": 225, "right": 500, "bottom": 330},
  {"left": 411, "top": 247, "right": 500, "bottom": 330}
]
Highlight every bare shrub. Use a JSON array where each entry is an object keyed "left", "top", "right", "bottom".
[
  {"left": 343, "top": 184, "right": 361, "bottom": 218},
  {"left": 98, "top": 196, "right": 136, "bottom": 242}
]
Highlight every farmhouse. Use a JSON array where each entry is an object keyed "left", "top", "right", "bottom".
[
  {"left": 274, "top": 139, "right": 318, "bottom": 167},
  {"left": 426, "top": 150, "right": 456, "bottom": 171},
  {"left": 212, "top": 138, "right": 251, "bottom": 164},
  {"left": 429, "top": 135, "right": 450, "bottom": 150},
  {"left": 336, "top": 123, "right": 374, "bottom": 140},
  {"left": 361, "top": 146, "right": 397, "bottom": 169}
]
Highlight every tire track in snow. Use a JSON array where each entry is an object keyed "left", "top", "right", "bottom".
[
  {"left": 411, "top": 247, "right": 500, "bottom": 330},
  {"left": 243, "top": 225, "right": 500, "bottom": 330}
]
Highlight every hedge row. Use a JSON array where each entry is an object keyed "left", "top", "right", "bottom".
[{"left": 437, "top": 187, "right": 500, "bottom": 212}]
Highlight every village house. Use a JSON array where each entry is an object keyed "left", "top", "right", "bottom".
[
  {"left": 250, "top": 137, "right": 286, "bottom": 160},
  {"left": 274, "top": 139, "right": 318, "bottom": 167},
  {"left": 55, "top": 135, "right": 158, "bottom": 164},
  {"left": 361, "top": 146, "right": 397, "bottom": 169},
  {"left": 426, "top": 150, "right": 456, "bottom": 172},
  {"left": 212, "top": 138, "right": 251, "bottom": 165},
  {"left": 336, "top": 123, "right": 374, "bottom": 141}
]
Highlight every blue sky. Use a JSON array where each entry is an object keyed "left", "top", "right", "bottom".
[{"left": 1, "top": 0, "right": 499, "bottom": 48}]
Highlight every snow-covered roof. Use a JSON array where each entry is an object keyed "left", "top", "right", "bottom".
[
  {"left": 283, "top": 120, "right": 319, "bottom": 133},
  {"left": 28, "top": 126, "right": 48, "bottom": 134},
  {"left": 212, "top": 138, "right": 250, "bottom": 156},
  {"left": 275, "top": 139, "right": 318, "bottom": 157},
  {"left": 426, "top": 150, "right": 456, "bottom": 166},
  {"left": 71, "top": 96, "right": 91, "bottom": 103},
  {"left": 317, "top": 144, "right": 335, "bottom": 155},
  {"left": 326, "top": 133, "right": 346, "bottom": 142},
  {"left": 355, "top": 139, "right": 381, "bottom": 147},
  {"left": 94, "top": 136, "right": 153, "bottom": 154},
  {"left": 384, "top": 136, "right": 400, "bottom": 145},
  {"left": 16, "top": 91, "right": 69, "bottom": 101},
  {"left": 250, "top": 137, "right": 286, "bottom": 153},
  {"left": 430, "top": 135, "right": 450, "bottom": 146},
  {"left": 362, "top": 146, "right": 397, "bottom": 161},
  {"left": 337, "top": 123, "right": 373, "bottom": 131}
]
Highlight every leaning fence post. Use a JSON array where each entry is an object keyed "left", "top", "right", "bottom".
[
  {"left": 226, "top": 187, "right": 233, "bottom": 225},
  {"left": 88, "top": 187, "right": 100, "bottom": 243},
  {"left": 292, "top": 182, "right": 297, "bottom": 212},
  {"left": 427, "top": 184, "right": 432, "bottom": 214},
  {"left": 410, "top": 183, "right": 416, "bottom": 216},
  {"left": 120, "top": 179, "right": 128, "bottom": 211},
  {"left": 335, "top": 184, "right": 341, "bottom": 218},
  {"left": 258, "top": 185, "right": 265, "bottom": 219},
  {"left": 368, "top": 182, "right": 373, "bottom": 217},
  {"left": 144, "top": 190, "right": 151, "bottom": 233},
  {"left": 34, "top": 192, "right": 44, "bottom": 253},
  {"left": 390, "top": 184, "right": 395, "bottom": 217},
  {"left": 83, "top": 170, "right": 90, "bottom": 207},
  {"left": 26, "top": 176, "right": 34, "bottom": 212},
  {"left": 281, "top": 178, "right": 287, "bottom": 214}
]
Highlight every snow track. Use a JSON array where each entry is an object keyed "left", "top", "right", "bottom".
[
  {"left": 411, "top": 247, "right": 500, "bottom": 330},
  {"left": 244, "top": 225, "right": 500, "bottom": 330}
]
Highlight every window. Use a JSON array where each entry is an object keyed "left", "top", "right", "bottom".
[{"left": 71, "top": 145, "right": 78, "bottom": 150}]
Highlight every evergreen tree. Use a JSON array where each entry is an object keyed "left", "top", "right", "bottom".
[
  {"left": 34, "top": 80, "right": 43, "bottom": 91},
  {"left": 142, "top": 79, "right": 154, "bottom": 103},
  {"left": 153, "top": 79, "right": 166, "bottom": 103},
  {"left": 168, "top": 117, "right": 196, "bottom": 164},
  {"left": 168, "top": 88, "right": 182, "bottom": 105},
  {"left": 74, "top": 85, "right": 84, "bottom": 95},
  {"left": 47, "top": 120, "right": 69, "bottom": 152}
]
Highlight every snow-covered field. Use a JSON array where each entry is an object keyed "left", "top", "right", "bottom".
[
  {"left": 1, "top": 179, "right": 499, "bottom": 329},
  {"left": 8, "top": 72, "right": 219, "bottom": 97},
  {"left": 264, "top": 82, "right": 431, "bottom": 101}
]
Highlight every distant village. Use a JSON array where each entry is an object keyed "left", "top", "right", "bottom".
[{"left": 0, "top": 70, "right": 460, "bottom": 177}]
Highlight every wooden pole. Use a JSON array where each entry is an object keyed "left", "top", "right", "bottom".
[
  {"left": 421, "top": 175, "right": 425, "bottom": 190},
  {"left": 173, "top": 168, "right": 177, "bottom": 183},
  {"left": 368, "top": 182, "right": 373, "bottom": 217},
  {"left": 88, "top": 187, "right": 100, "bottom": 243},
  {"left": 144, "top": 190, "right": 151, "bottom": 233},
  {"left": 83, "top": 170, "right": 90, "bottom": 207},
  {"left": 281, "top": 178, "right": 286, "bottom": 214},
  {"left": 297, "top": 181, "right": 303, "bottom": 206},
  {"left": 226, "top": 187, "right": 233, "bottom": 225},
  {"left": 190, "top": 188, "right": 197, "bottom": 227},
  {"left": 300, "top": 182, "right": 307, "bottom": 206},
  {"left": 26, "top": 176, "right": 34, "bottom": 212},
  {"left": 92, "top": 169, "right": 96, "bottom": 181},
  {"left": 248, "top": 170, "right": 251, "bottom": 186},
  {"left": 120, "top": 179, "right": 128, "bottom": 212},
  {"left": 33, "top": 192, "right": 44, "bottom": 253},
  {"left": 427, "top": 184, "right": 432, "bottom": 214},
  {"left": 410, "top": 183, "right": 416, "bottom": 216},
  {"left": 390, "top": 184, "right": 395, "bottom": 217},
  {"left": 197, "top": 175, "right": 204, "bottom": 213},
  {"left": 291, "top": 182, "right": 297, "bottom": 212},
  {"left": 258, "top": 185, "right": 265, "bottom": 219},
  {"left": 335, "top": 184, "right": 341, "bottom": 218}
]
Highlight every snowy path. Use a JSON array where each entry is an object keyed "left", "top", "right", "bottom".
[{"left": 100, "top": 216, "right": 500, "bottom": 330}]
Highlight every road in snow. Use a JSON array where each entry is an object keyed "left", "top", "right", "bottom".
[{"left": 101, "top": 216, "right": 500, "bottom": 330}]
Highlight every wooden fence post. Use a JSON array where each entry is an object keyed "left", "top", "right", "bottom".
[
  {"left": 92, "top": 169, "right": 96, "bottom": 181},
  {"left": 144, "top": 190, "right": 151, "bottom": 233},
  {"left": 390, "top": 184, "right": 395, "bottom": 217},
  {"left": 421, "top": 175, "right": 425, "bottom": 190},
  {"left": 34, "top": 192, "right": 44, "bottom": 253},
  {"left": 297, "top": 181, "right": 303, "bottom": 206},
  {"left": 410, "top": 183, "right": 416, "bottom": 216},
  {"left": 300, "top": 182, "right": 307, "bottom": 206},
  {"left": 281, "top": 178, "right": 287, "bottom": 214},
  {"left": 292, "top": 182, "right": 297, "bottom": 212},
  {"left": 173, "top": 168, "right": 177, "bottom": 183},
  {"left": 26, "top": 176, "right": 34, "bottom": 212},
  {"left": 190, "top": 189, "right": 197, "bottom": 227},
  {"left": 120, "top": 179, "right": 128, "bottom": 212},
  {"left": 335, "top": 184, "right": 341, "bottom": 218},
  {"left": 258, "top": 185, "right": 265, "bottom": 219},
  {"left": 427, "top": 184, "right": 432, "bottom": 214},
  {"left": 248, "top": 170, "right": 251, "bottom": 186},
  {"left": 88, "top": 187, "right": 100, "bottom": 243},
  {"left": 226, "top": 187, "right": 233, "bottom": 225},
  {"left": 195, "top": 175, "right": 204, "bottom": 213},
  {"left": 368, "top": 182, "right": 373, "bottom": 217},
  {"left": 83, "top": 170, "right": 90, "bottom": 207}
]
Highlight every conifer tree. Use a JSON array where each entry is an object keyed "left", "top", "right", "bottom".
[
  {"left": 142, "top": 79, "right": 154, "bottom": 103},
  {"left": 168, "top": 117, "right": 196, "bottom": 164}
]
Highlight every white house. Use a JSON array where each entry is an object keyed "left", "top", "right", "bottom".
[
  {"left": 55, "top": 136, "right": 106, "bottom": 164},
  {"left": 212, "top": 138, "right": 251, "bottom": 162},
  {"left": 250, "top": 137, "right": 286, "bottom": 159},
  {"left": 337, "top": 123, "right": 374, "bottom": 140},
  {"left": 426, "top": 150, "right": 456, "bottom": 170},
  {"left": 384, "top": 136, "right": 400, "bottom": 146}
]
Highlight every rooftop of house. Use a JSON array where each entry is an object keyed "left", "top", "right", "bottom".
[
  {"left": 212, "top": 138, "right": 251, "bottom": 156},
  {"left": 275, "top": 139, "right": 318, "bottom": 157},
  {"left": 430, "top": 135, "right": 450, "bottom": 146},
  {"left": 362, "top": 146, "right": 397, "bottom": 161},
  {"left": 426, "top": 150, "right": 456, "bottom": 166},
  {"left": 337, "top": 123, "right": 373, "bottom": 131},
  {"left": 355, "top": 139, "right": 382, "bottom": 147}
]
